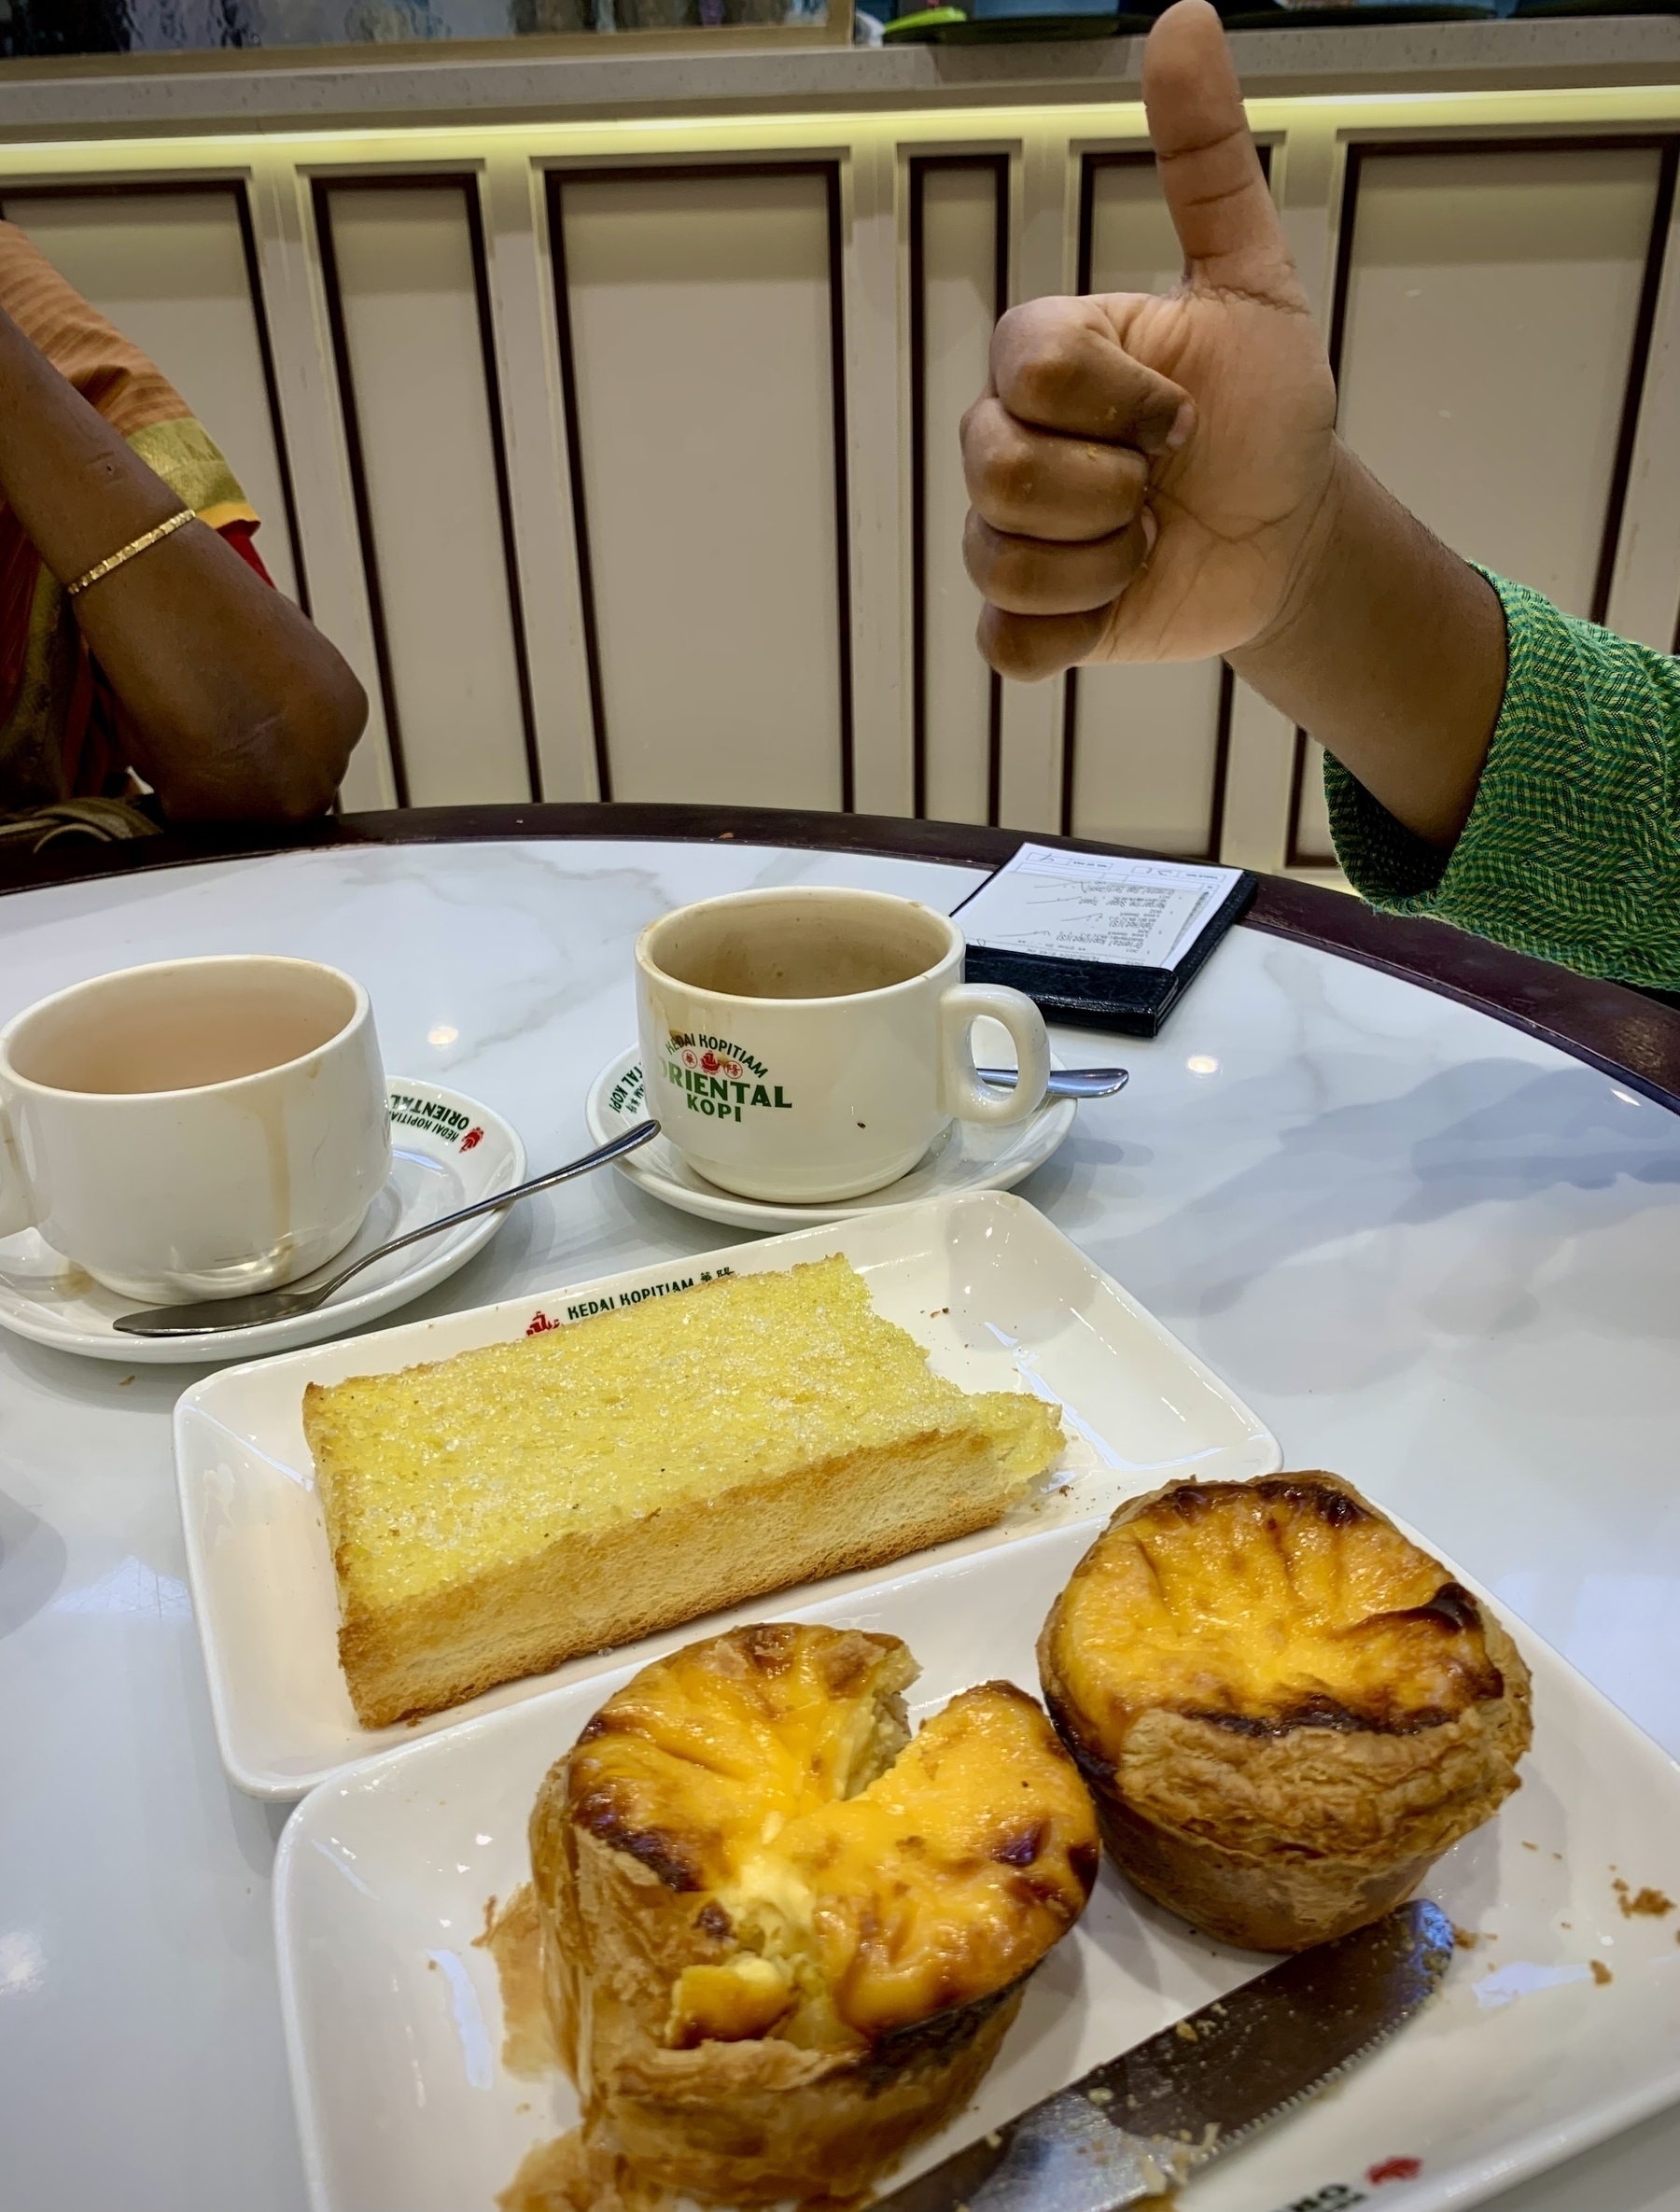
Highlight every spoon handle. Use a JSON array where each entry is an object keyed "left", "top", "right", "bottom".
[
  {"left": 978, "top": 1066, "right": 1128, "bottom": 1099},
  {"left": 310, "top": 1119, "right": 661, "bottom": 1302},
  {"left": 113, "top": 1121, "right": 664, "bottom": 1336}
]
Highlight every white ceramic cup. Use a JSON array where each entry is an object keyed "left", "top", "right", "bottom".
[
  {"left": 635, "top": 886, "right": 1052, "bottom": 1203},
  {"left": 0, "top": 955, "right": 391, "bottom": 1304}
]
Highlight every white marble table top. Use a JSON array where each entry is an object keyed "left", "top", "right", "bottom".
[{"left": 2, "top": 835, "right": 1677, "bottom": 2212}]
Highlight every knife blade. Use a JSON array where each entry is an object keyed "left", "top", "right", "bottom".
[{"left": 870, "top": 1898, "right": 1454, "bottom": 2212}]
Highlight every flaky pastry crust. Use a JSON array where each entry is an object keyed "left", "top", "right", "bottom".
[
  {"left": 1038, "top": 1472, "right": 1533, "bottom": 1952},
  {"left": 528, "top": 1622, "right": 1098, "bottom": 2205}
]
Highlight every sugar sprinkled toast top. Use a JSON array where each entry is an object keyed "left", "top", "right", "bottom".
[{"left": 304, "top": 1256, "right": 1057, "bottom": 1611}]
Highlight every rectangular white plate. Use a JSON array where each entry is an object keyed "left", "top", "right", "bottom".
[
  {"left": 274, "top": 1520, "right": 1680, "bottom": 2212},
  {"left": 175, "top": 1189, "right": 1280, "bottom": 1799}
]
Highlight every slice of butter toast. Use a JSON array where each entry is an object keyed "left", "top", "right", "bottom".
[{"left": 303, "top": 1255, "right": 1061, "bottom": 1727}]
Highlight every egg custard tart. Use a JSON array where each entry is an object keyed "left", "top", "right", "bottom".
[
  {"left": 1038, "top": 1473, "right": 1532, "bottom": 1953},
  {"left": 526, "top": 1622, "right": 1099, "bottom": 2206}
]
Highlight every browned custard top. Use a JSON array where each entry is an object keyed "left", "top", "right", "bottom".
[
  {"left": 1049, "top": 1475, "right": 1505, "bottom": 1742},
  {"left": 566, "top": 1623, "right": 1097, "bottom": 2048}
]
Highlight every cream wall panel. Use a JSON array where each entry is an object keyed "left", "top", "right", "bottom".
[
  {"left": 1335, "top": 145, "right": 1662, "bottom": 617},
  {"left": 480, "top": 148, "right": 601, "bottom": 802},
  {"left": 323, "top": 183, "right": 533, "bottom": 808},
  {"left": 919, "top": 163, "right": 1000, "bottom": 827},
  {"left": 1071, "top": 156, "right": 1225, "bottom": 856},
  {"left": 1220, "top": 677, "right": 1299, "bottom": 875},
  {"left": 9, "top": 189, "right": 300, "bottom": 605},
  {"left": 555, "top": 168, "right": 844, "bottom": 812},
  {"left": 1071, "top": 661, "right": 1225, "bottom": 855}
]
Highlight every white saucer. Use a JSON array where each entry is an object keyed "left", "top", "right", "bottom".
[
  {"left": 583, "top": 1035, "right": 1078, "bottom": 1230},
  {"left": 0, "top": 1079, "right": 525, "bottom": 1365}
]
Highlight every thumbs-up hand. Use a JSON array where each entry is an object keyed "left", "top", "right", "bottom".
[{"left": 961, "top": 0, "right": 1338, "bottom": 679}]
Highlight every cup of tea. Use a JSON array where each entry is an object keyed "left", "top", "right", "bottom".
[
  {"left": 0, "top": 955, "right": 390, "bottom": 1304},
  {"left": 635, "top": 886, "right": 1051, "bottom": 1203}
]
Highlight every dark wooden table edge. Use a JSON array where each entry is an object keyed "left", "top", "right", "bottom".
[{"left": 8, "top": 799, "right": 1680, "bottom": 1115}]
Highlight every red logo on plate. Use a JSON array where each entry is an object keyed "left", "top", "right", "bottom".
[
  {"left": 525, "top": 1310, "right": 559, "bottom": 1337},
  {"left": 1367, "top": 2158, "right": 1422, "bottom": 2187},
  {"left": 460, "top": 1126, "right": 484, "bottom": 1152}
]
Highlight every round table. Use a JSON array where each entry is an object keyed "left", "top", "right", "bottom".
[{"left": 3, "top": 807, "right": 1679, "bottom": 2212}]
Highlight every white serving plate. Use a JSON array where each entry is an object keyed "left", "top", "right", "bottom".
[
  {"left": 0, "top": 1078, "right": 525, "bottom": 1364},
  {"left": 174, "top": 1188, "right": 1278, "bottom": 1799},
  {"left": 274, "top": 1521, "right": 1680, "bottom": 2212}
]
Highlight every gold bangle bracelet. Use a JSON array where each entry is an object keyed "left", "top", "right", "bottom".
[{"left": 65, "top": 507, "right": 196, "bottom": 599}]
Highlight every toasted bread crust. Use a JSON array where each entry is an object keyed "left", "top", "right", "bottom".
[
  {"left": 1039, "top": 1473, "right": 1533, "bottom": 1952},
  {"left": 302, "top": 1258, "right": 1062, "bottom": 1729},
  {"left": 321, "top": 1426, "right": 1024, "bottom": 1728}
]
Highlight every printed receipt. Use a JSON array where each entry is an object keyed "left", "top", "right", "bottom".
[{"left": 955, "top": 843, "right": 1242, "bottom": 970}]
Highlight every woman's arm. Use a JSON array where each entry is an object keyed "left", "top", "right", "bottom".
[
  {"left": 959, "top": 0, "right": 1680, "bottom": 992},
  {"left": 0, "top": 304, "right": 366, "bottom": 824},
  {"left": 959, "top": 0, "right": 1508, "bottom": 848},
  {"left": 1226, "top": 449, "right": 1508, "bottom": 850}
]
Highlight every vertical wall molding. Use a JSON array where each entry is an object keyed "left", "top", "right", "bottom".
[
  {"left": 462, "top": 171, "right": 545, "bottom": 805},
  {"left": 1283, "top": 721, "right": 1319, "bottom": 874},
  {"left": 544, "top": 161, "right": 854, "bottom": 812},
  {"left": 909, "top": 152, "right": 1008, "bottom": 825},
  {"left": 824, "top": 159, "right": 857, "bottom": 814},
  {"left": 541, "top": 168, "right": 612, "bottom": 808}
]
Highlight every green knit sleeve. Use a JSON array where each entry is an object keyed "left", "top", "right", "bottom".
[{"left": 1324, "top": 568, "right": 1680, "bottom": 991}]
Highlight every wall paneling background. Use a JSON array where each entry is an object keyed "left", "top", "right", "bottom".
[{"left": 11, "top": 86, "right": 1680, "bottom": 873}]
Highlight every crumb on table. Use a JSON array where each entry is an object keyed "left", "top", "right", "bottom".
[{"left": 1613, "top": 1879, "right": 1675, "bottom": 1919}]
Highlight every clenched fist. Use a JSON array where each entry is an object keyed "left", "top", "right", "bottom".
[{"left": 960, "top": 0, "right": 1506, "bottom": 848}]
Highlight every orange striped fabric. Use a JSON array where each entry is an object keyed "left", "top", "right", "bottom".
[
  {"left": 0, "top": 219, "right": 268, "bottom": 812},
  {"left": 0, "top": 217, "right": 197, "bottom": 442}
]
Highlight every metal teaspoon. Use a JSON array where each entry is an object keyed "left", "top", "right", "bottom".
[
  {"left": 981, "top": 1065, "right": 1129, "bottom": 1099},
  {"left": 112, "top": 1120, "right": 661, "bottom": 1338},
  {"left": 112, "top": 1068, "right": 1126, "bottom": 1338}
]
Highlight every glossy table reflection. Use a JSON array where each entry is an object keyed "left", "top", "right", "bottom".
[{"left": 2, "top": 823, "right": 1678, "bottom": 2212}]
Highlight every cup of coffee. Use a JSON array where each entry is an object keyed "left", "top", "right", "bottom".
[
  {"left": 635, "top": 886, "right": 1051, "bottom": 1203},
  {"left": 0, "top": 955, "right": 390, "bottom": 1304}
]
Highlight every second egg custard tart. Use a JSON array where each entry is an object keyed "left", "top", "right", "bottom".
[
  {"left": 528, "top": 1622, "right": 1099, "bottom": 2206},
  {"left": 1039, "top": 1473, "right": 1532, "bottom": 1953}
]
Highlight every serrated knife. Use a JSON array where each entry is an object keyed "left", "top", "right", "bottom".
[{"left": 871, "top": 1898, "right": 1454, "bottom": 2212}]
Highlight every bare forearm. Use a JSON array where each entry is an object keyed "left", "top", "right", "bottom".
[
  {"left": 1229, "top": 443, "right": 1507, "bottom": 848},
  {"left": 0, "top": 308, "right": 366, "bottom": 822}
]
